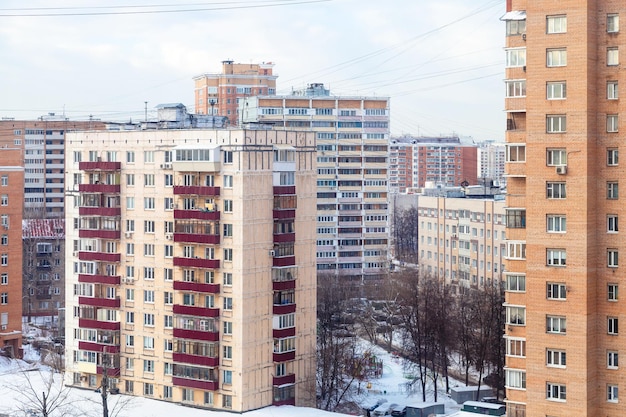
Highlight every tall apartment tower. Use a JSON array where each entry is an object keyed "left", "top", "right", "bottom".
[
  {"left": 240, "top": 84, "right": 390, "bottom": 282},
  {"left": 193, "top": 61, "right": 277, "bottom": 126},
  {"left": 64, "top": 129, "right": 317, "bottom": 411},
  {"left": 503, "top": 2, "right": 625, "bottom": 416},
  {"left": 477, "top": 141, "right": 505, "bottom": 184}
]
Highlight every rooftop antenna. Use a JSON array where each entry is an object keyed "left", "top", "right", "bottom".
[{"left": 144, "top": 101, "right": 148, "bottom": 122}]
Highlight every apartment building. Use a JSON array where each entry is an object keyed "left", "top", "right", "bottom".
[
  {"left": 389, "top": 136, "right": 478, "bottom": 193},
  {"left": 477, "top": 141, "right": 506, "bottom": 184},
  {"left": 64, "top": 128, "right": 317, "bottom": 411},
  {"left": 240, "top": 83, "right": 390, "bottom": 282},
  {"left": 503, "top": 2, "right": 626, "bottom": 416},
  {"left": 193, "top": 60, "right": 277, "bottom": 126},
  {"left": 0, "top": 149, "right": 24, "bottom": 357}
]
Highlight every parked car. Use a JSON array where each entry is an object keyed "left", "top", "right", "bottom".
[
  {"left": 362, "top": 398, "right": 387, "bottom": 415},
  {"left": 390, "top": 404, "right": 407, "bottom": 416},
  {"left": 373, "top": 402, "right": 398, "bottom": 416}
]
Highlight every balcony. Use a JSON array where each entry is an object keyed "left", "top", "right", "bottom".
[
  {"left": 273, "top": 303, "right": 296, "bottom": 315},
  {"left": 505, "top": 162, "right": 527, "bottom": 178},
  {"left": 273, "top": 209, "right": 296, "bottom": 219},
  {"left": 173, "top": 257, "right": 220, "bottom": 269},
  {"left": 273, "top": 398, "right": 296, "bottom": 407},
  {"left": 78, "top": 296, "right": 121, "bottom": 308},
  {"left": 173, "top": 305, "right": 219, "bottom": 318},
  {"left": 173, "top": 353, "right": 219, "bottom": 368},
  {"left": 79, "top": 207, "right": 121, "bottom": 217},
  {"left": 79, "top": 229, "right": 121, "bottom": 240},
  {"left": 174, "top": 209, "right": 220, "bottom": 221},
  {"left": 78, "top": 318, "right": 121, "bottom": 331},
  {"left": 272, "top": 374, "right": 295, "bottom": 386},
  {"left": 173, "top": 328, "right": 219, "bottom": 342},
  {"left": 79, "top": 161, "right": 122, "bottom": 171},
  {"left": 173, "top": 186, "right": 220, "bottom": 197},
  {"left": 273, "top": 186, "right": 296, "bottom": 195},
  {"left": 78, "top": 341, "right": 120, "bottom": 353},
  {"left": 173, "top": 233, "right": 220, "bottom": 245},
  {"left": 78, "top": 274, "right": 121, "bottom": 285},
  {"left": 273, "top": 256, "right": 296, "bottom": 268},
  {"left": 78, "top": 184, "right": 121, "bottom": 194},
  {"left": 173, "top": 281, "right": 220, "bottom": 294},
  {"left": 172, "top": 377, "right": 218, "bottom": 391},
  {"left": 273, "top": 351, "right": 296, "bottom": 363},
  {"left": 273, "top": 233, "right": 296, "bottom": 244},
  {"left": 273, "top": 327, "right": 296, "bottom": 338},
  {"left": 78, "top": 252, "right": 121, "bottom": 263},
  {"left": 97, "top": 366, "right": 120, "bottom": 377},
  {"left": 273, "top": 280, "right": 296, "bottom": 291}
]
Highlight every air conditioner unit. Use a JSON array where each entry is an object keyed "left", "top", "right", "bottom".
[
  {"left": 165, "top": 233, "right": 173, "bottom": 240},
  {"left": 125, "top": 231, "right": 133, "bottom": 238},
  {"left": 123, "top": 277, "right": 134, "bottom": 284},
  {"left": 556, "top": 165, "right": 567, "bottom": 175},
  {"left": 269, "top": 250, "right": 276, "bottom": 257},
  {"left": 162, "top": 163, "right": 172, "bottom": 169},
  {"left": 1, "top": 325, "right": 6, "bottom": 330}
]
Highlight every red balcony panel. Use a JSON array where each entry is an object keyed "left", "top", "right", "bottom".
[
  {"left": 79, "top": 161, "right": 122, "bottom": 171},
  {"left": 79, "top": 229, "right": 121, "bottom": 240},
  {"left": 78, "top": 184, "right": 121, "bottom": 193},
  {"left": 97, "top": 366, "right": 120, "bottom": 377},
  {"left": 273, "top": 374, "right": 296, "bottom": 386},
  {"left": 273, "top": 398, "right": 296, "bottom": 407},
  {"left": 79, "top": 318, "right": 120, "bottom": 331},
  {"left": 79, "top": 207, "right": 121, "bottom": 217},
  {"left": 273, "top": 209, "right": 296, "bottom": 219},
  {"left": 173, "top": 304, "right": 220, "bottom": 318},
  {"left": 173, "top": 233, "right": 220, "bottom": 245},
  {"left": 173, "top": 353, "right": 219, "bottom": 367},
  {"left": 273, "top": 280, "right": 296, "bottom": 291},
  {"left": 78, "top": 274, "right": 121, "bottom": 285},
  {"left": 173, "top": 281, "right": 220, "bottom": 294},
  {"left": 174, "top": 257, "right": 220, "bottom": 269},
  {"left": 273, "top": 186, "right": 296, "bottom": 195},
  {"left": 79, "top": 296, "right": 121, "bottom": 308},
  {"left": 78, "top": 341, "right": 120, "bottom": 353},
  {"left": 173, "top": 186, "right": 220, "bottom": 197},
  {"left": 273, "top": 256, "right": 296, "bottom": 267},
  {"left": 273, "top": 351, "right": 296, "bottom": 363},
  {"left": 173, "top": 328, "right": 220, "bottom": 342},
  {"left": 174, "top": 209, "right": 220, "bottom": 221},
  {"left": 273, "top": 233, "right": 296, "bottom": 244},
  {"left": 273, "top": 327, "right": 296, "bottom": 339},
  {"left": 78, "top": 252, "right": 121, "bottom": 263},
  {"left": 273, "top": 304, "right": 296, "bottom": 315},
  {"left": 172, "top": 377, "right": 218, "bottom": 391}
]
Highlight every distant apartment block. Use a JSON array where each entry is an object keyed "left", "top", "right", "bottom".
[
  {"left": 389, "top": 136, "right": 478, "bottom": 193},
  {"left": 240, "top": 83, "right": 390, "bottom": 282},
  {"left": 477, "top": 141, "right": 505, "bottom": 184}
]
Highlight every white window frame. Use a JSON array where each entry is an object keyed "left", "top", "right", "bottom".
[
  {"left": 547, "top": 215, "right": 566, "bottom": 233},
  {"left": 547, "top": 115, "right": 566, "bottom": 133},
  {"left": 547, "top": 81, "right": 566, "bottom": 99},
  {"left": 547, "top": 249, "right": 566, "bottom": 266},
  {"left": 547, "top": 182, "right": 566, "bottom": 199},
  {"left": 547, "top": 282, "right": 567, "bottom": 300},
  {"left": 608, "top": 148, "right": 619, "bottom": 166},
  {"left": 505, "top": 48, "right": 526, "bottom": 68},
  {"left": 506, "top": 241, "right": 526, "bottom": 260},
  {"left": 506, "top": 305, "right": 526, "bottom": 326},
  {"left": 505, "top": 79, "right": 526, "bottom": 97},
  {"left": 608, "top": 351, "right": 619, "bottom": 369},
  {"left": 505, "top": 274, "right": 526, "bottom": 292},
  {"left": 547, "top": 315, "right": 567, "bottom": 334},
  {"left": 608, "top": 283, "right": 619, "bottom": 301},
  {"left": 547, "top": 48, "right": 567, "bottom": 67},
  {"left": 608, "top": 215, "right": 619, "bottom": 233},
  {"left": 505, "top": 337, "right": 526, "bottom": 358},
  {"left": 608, "top": 81, "right": 619, "bottom": 99},
  {"left": 608, "top": 14, "right": 620, "bottom": 33},
  {"left": 506, "top": 144, "right": 526, "bottom": 162},
  {"left": 607, "top": 114, "right": 619, "bottom": 132},
  {"left": 608, "top": 182, "right": 619, "bottom": 199},
  {"left": 547, "top": 382, "right": 567, "bottom": 401},
  {"left": 546, "top": 349, "right": 566, "bottom": 368},
  {"left": 608, "top": 47, "right": 619, "bottom": 66},
  {"left": 505, "top": 369, "right": 526, "bottom": 390},
  {"left": 608, "top": 384, "right": 619, "bottom": 403},
  {"left": 609, "top": 316, "right": 619, "bottom": 335},
  {"left": 547, "top": 15, "right": 567, "bottom": 34}
]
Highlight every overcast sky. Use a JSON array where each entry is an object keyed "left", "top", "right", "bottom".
[{"left": 0, "top": 0, "right": 504, "bottom": 141}]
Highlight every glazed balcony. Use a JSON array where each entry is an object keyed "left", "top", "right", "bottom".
[
  {"left": 273, "top": 351, "right": 296, "bottom": 363},
  {"left": 173, "top": 353, "right": 219, "bottom": 368},
  {"left": 79, "top": 207, "right": 121, "bottom": 217},
  {"left": 272, "top": 374, "right": 295, "bottom": 386},
  {"left": 173, "top": 281, "right": 220, "bottom": 294},
  {"left": 78, "top": 274, "right": 121, "bottom": 286},
  {"left": 172, "top": 377, "right": 218, "bottom": 391},
  {"left": 78, "top": 184, "right": 121, "bottom": 194},
  {"left": 273, "top": 256, "right": 296, "bottom": 268},
  {"left": 174, "top": 209, "right": 220, "bottom": 221},
  {"left": 79, "top": 229, "right": 121, "bottom": 240},
  {"left": 273, "top": 280, "right": 296, "bottom": 291},
  {"left": 273, "top": 186, "right": 296, "bottom": 195},
  {"left": 79, "top": 161, "right": 121, "bottom": 171},
  {"left": 78, "top": 318, "right": 120, "bottom": 331},
  {"left": 78, "top": 296, "right": 121, "bottom": 308},
  {"left": 273, "top": 209, "right": 296, "bottom": 219},
  {"left": 273, "top": 327, "right": 296, "bottom": 338},
  {"left": 173, "top": 304, "right": 220, "bottom": 318},
  {"left": 174, "top": 233, "right": 220, "bottom": 245},
  {"left": 78, "top": 341, "right": 120, "bottom": 354},
  {"left": 173, "top": 328, "right": 219, "bottom": 342},
  {"left": 173, "top": 257, "right": 220, "bottom": 269},
  {"left": 273, "top": 233, "right": 296, "bottom": 244},
  {"left": 273, "top": 303, "right": 296, "bottom": 315},
  {"left": 173, "top": 186, "right": 220, "bottom": 197},
  {"left": 78, "top": 252, "right": 121, "bottom": 263}
]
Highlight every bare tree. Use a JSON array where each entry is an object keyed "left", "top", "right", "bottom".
[
  {"left": 8, "top": 367, "right": 76, "bottom": 417},
  {"left": 392, "top": 207, "right": 419, "bottom": 264}
]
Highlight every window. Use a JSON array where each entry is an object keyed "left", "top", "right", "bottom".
[
  {"left": 547, "top": 15, "right": 567, "bottom": 33},
  {"left": 608, "top": 47, "right": 619, "bottom": 66},
  {"left": 164, "top": 268, "right": 173, "bottom": 281},
  {"left": 506, "top": 19, "right": 526, "bottom": 36},
  {"left": 222, "top": 395, "right": 232, "bottom": 409},
  {"left": 126, "top": 311, "right": 134, "bottom": 324},
  {"left": 223, "top": 224, "right": 233, "bottom": 237},
  {"left": 609, "top": 284, "right": 619, "bottom": 301},
  {"left": 224, "top": 248, "right": 233, "bottom": 261},
  {"left": 144, "top": 197, "right": 155, "bottom": 210},
  {"left": 546, "top": 148, "right": 567, "bottom": 166},
  {"left": 223, "top": 175, "right": 233, "bottom": 188},
  {"left": 164, "top": 197, "right": 173, "bottom": 210},
  {"left": 223, "top": 370, "right": 232, "bottom": 384},
  {"left": 143, "top": 290, "right": 155, "bottom": 303},
  {"left": 547, "top": 383, "right": 566, "bottom": 401},
  {"left": 223, "top": 272, "right": 232, "bottom": 286},
  {"left": 547, "top": 349, "right": 566, "bottom": 367},
  {"left": 506, "top": 209, "right": 526, "bottom": 228},
  {"left": 223, "top": 150, "right": 233, "bottom": 164},
  {"left": 279, "top": 172, "right": 295, "bottom": 186},
  {"left": 547, "top": 316, "right": 567, "bottom": 334},
  {"left": 144, "top": 313, "right": 155, "bottom": 326},
  {"left": 609, "top": 249, "right": 619, "bottom": 268},
  {"left": 144, "top": 151, "right": 154, "bottom": 163},
  {"left": 506, "top": 305, "right": 526, "bottom": 325},
  {"left": 126, "top": 197, "right": 134, "bottom": 209},
  {"left": 144, "top": 383, "right": 154, "bottom": 396},
  {"left": 144, "top": 244, "right": 155, "bottom": 257},
  {"left": 505, "top": 48, "right": 526, "bottom": 67},
  {"left": 506, "top": 241, "right": 526, "bottom": 260},
  {"left": 163, "top": 386, "right": 172, "bottom": 399},
  {"left": 144, "top": 221, "right": 155, "bottom": 233},
  {"left": 223, "top": 297, "right": 233, "bottom": 310},
  {"left": 608, "top": 149, "right": 619, "bottom": 166},
  {"left": 164, "top": 245, "right": 173, "bottom": 257},
  {"left": 547, "top": 48, "right": 567, "bottom": 67},
  {"left": 1, "top": 254, "right": 7, "bottom": 266},
  {"left": 608, "top": 385, "right": 619, "bottom": 403},
  {"left": 547, "top": 182, "right": 566, "bottom": 199},
  {"left": 224, "top": 199, "right": 233, "bottom": 213},
  {"left": 547, "top": 82, "right": 566, "bottom": 99},
  {"left": 143, "top": 336, "right": 154, "bottom": 349},
  {"left": 506, "top": 274, "right": 526, "bottom": 292},
  {"left": 547, "top": 215, "right": 566, "bottom": 233},
  {"left": 223, "top": 345, "right": 232, "bottom": 359},
  {"left": 607, "top": 115, "right": 619, "bottom": 132},
  {"left": 0, "top": 176, "right": 6, "bottom": 186},
  {"left": 223, "top": 321, "right": 232, "bottom": 335},
  {"left": 608, "top": 351, "right": 619, "bottom": 369},
  {"left": 609, "top": 317, "right": 619, "bottom": 334},
  {"left": 547, "top": 249, "right": 566, "bottom": 266},
  {"left": 204, "top": 392, "right": 214, "bottom": 405},
  {"left": 505, "top": 369, "right": 526, "bottom": 390},
  {"left": 505, "top": 80, "right": 526, "bottom": 97},
  {"left": 608, "top": 81, "right": 619, "bottom": 99},
  {"left": 608, "top": 182, "right": 619, "bottom": 199},
  {"left": 0, "top": 292, "right": 7, "bottom": 304},
  {"left": 182, "top": 388, "right": 194, "bottom": 402},
  {"left": 608, "top": 14, "right": 620, "bottom": 33},
  {"left": 0, "top": 274, "right": 6, "bottom": 285},
  {"left": 547, "top": 115, "right": 566, "bottom": 133},
  {"left": 547, "top": 283, "right": 567, "bottom": 300},
  {"left": 506, "top": 338, "right": 526, "bottom": 357},
  {"left": 506, "top": 144, "right": 526, "bottom": 162}
]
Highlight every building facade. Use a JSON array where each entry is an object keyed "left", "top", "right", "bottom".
[
  {"left": 64, "top": 128, "right": 317, "bottom": 411},
  {"left": 0, "top": 149, "right": 24, "bottom": 357},
  {"left": 193, "top": 60, "right": 277, "bottom": 126},
  {"left": 503, "top": 2, "right": 626, "bottom": 416},
  {"left": 240, "top": 84, "right": 390, "bottom": 282},
  {"left": 477, "top": 141, "right": 506, "bottom": 184}
]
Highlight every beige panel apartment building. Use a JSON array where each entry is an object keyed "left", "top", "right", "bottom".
[
  {"left": 240, "top": 84, "right": 390, "bottom": 282},
  {"left": 503, "top": 2, "right": 626, "bottom": 416},
  {"left": 64, "top": 129, "right": 317, "bottom": 412}
]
